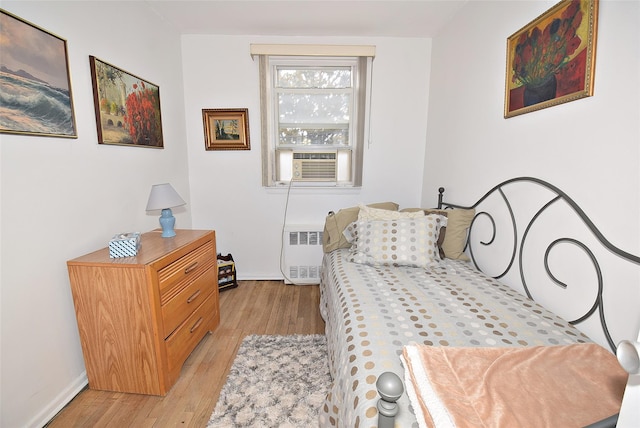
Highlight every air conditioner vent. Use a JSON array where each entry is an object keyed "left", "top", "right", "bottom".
[
  {"left": 292, "top": 152, "right": 337, "bottom": 181},
  {"left": 283, "top": 225, "right": 323, "bottom": 284}
]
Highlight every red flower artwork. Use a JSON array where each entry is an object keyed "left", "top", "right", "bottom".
[
  {"left": 505, "top": 0, "right": 597, "bottom": 117},
  {"left": 124, "top": 81, "right": 162, "bottom": 145},
  {"left": 512, "top": 0, "right": 583, "bottom": 87}
]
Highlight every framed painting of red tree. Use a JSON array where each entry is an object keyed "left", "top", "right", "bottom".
[
  {"left": 504, "top": 0, "right": 598, "bottom": 118},
  {"left": 89, "top": 56, "right": 164, "bottom": 147}
]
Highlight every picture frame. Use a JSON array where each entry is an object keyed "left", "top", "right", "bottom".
[
  {"left": 0, "top": 9, "right": 77, "bottom": 138},
  {"left": 202, "top": 108, "right": 250, "bottom": 151},
  {"left": 89, "top": 56, "right": 163, "bottom": 148},
  {"left": 504, "top": 0, "right": 598, "bottom": 118}
]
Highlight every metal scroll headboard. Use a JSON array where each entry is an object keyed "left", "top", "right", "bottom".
[{"left": 437, "top": 176, "right": 640, "bottom": 351}]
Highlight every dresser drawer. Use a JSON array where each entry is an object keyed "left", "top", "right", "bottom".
[
  {"left": 165, "top": 292, "right": 218, "bottom": 374},
  {"left": 158, "top": 240, "right": 215, "bottom": 303},
  {"left": 161, "top": 267, "right": 216, "bottom": 338}
]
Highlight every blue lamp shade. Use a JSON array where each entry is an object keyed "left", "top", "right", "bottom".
[{"left": 145, "top": 183, "right": 186, "bottom": 238}]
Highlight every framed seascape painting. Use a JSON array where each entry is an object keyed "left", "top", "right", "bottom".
[
  {"left": 202, "top": 108, "right": 250, "bottom": 150},
  {"left": 89, "top": 56, "right": 163, "bottom": 148},
  {"left": 0, "top": 9, "right": 77, "bottom": 137},
  {"left": 504, "top": 0, "right": 598, "bottom": 118}
]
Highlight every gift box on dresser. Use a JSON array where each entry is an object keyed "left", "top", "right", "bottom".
[{"left": 109, "top": 232, "right": 141, "bottom": 258}]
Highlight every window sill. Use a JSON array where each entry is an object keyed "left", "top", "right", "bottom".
[{"left": 264, "top": 182, "right": 362, "bottom": 194}]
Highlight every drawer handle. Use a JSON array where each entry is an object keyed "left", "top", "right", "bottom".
[
  {"left": 190, "top": 317, "right": 204, "bottom": 333},
  {"left": 184, "top": 262, "right": 198, "bottom": 274},
  {"left": 186, "top": 289, "right": 201, "bottom": 303}
]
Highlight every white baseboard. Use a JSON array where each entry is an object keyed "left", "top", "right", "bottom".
[
  {"left": 236, "top": 275, "right": 286, "bottom": 281},
  {"left": 30, "top": 372, "right": 87, "bottom": 428}
]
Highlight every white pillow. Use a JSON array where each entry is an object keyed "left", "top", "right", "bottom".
[
  {"left": 358, "top": 204, "right": 425, "bottom": 221},
  {"left": 348, "top": 214, "right": 447, "bottom": 268}
]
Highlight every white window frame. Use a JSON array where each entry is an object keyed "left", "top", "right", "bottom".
[{"left": 253, "top": 45, "right": 374, "bottom": 188}]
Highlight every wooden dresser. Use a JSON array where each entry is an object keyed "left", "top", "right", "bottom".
[{"left": 67, "top": 229, "right": 219, "bottom": 395}]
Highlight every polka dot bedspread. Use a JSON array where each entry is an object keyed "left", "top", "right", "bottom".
[{"left": 318, "top": 249, "right": 591, "bottom": 428}]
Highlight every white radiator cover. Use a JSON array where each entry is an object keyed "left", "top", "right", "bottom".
[{"left": 282, "top": 224, "right": 324, "bottom": 284}]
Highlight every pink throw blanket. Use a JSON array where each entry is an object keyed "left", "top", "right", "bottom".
[{"left": 402, "top": 343, "right": 628, "bottom": 428}]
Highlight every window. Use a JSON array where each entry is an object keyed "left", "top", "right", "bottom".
[{"left": 252, "top": 45, "right": 374, "bottom": 187}]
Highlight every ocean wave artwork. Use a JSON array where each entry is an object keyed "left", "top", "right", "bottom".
[{"left": 0, "top": 71, "right": 75, "bottom": 136}]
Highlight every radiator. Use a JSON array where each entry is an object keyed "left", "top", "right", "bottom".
[{"left": 282, "top": 224, "right": 324, "bottom": 284}]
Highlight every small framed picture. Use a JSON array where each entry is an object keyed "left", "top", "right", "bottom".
[
  {"left": 202, "top": 108, "right": 250, "bottom": 151},
  {"left": 89, "top": 56, "right": 164, "bottom": 148}
]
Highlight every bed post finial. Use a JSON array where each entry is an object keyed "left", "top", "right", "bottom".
[
  {"left": 376, "top": 371, "right": 404, "bottom": 428},
  {"left": 438, "top": 187, "right": 445, "bottom": 209}
]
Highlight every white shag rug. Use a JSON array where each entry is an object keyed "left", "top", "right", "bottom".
[{"left": 207, "top": 334, "right": 330, "bottom": 428}]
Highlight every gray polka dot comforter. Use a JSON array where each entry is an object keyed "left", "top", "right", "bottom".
[{"left": 318, "top": 249, "right": 590, "bottom": 428}]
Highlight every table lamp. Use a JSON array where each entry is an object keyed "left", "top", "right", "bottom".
[{"left": 145, "top": 183, "right": 186, "bottom": 238}]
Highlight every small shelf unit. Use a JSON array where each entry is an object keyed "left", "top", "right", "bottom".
[{"left": 217, "top": 253, "right": 238, "bottom": 291}]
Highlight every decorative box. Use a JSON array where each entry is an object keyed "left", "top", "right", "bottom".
[{"left": 109, "top": 232, "right": 141, "bottom": 258}]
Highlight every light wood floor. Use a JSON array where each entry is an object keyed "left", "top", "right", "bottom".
[{"left": 46, "top": 280, "right": 325, "bottom": 428}]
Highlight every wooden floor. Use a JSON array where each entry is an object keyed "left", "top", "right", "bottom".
[{"left": 46, "top": 280, "right": 325, "bottom": 428}]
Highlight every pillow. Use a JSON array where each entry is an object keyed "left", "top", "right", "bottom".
[
  {"left": 342, "top": 220, "right": 359, "bottom": 245},
  {"left": 401, "top": 208, "right": 475, "bottom": 261},
  {"left": 322, "top": 202, "right": 399, "bottom": 253},
  {"left": 358, "top": 204, "right": 425, "bottom": 221},
  {"left": 347, "top": 214, "right": 447, "bottom": 268},
  {"left": 347, "top": 212, "right": 446, "bottom": 259},
  {"left": 400, "top": 209, "right": 448, "bottom": 260}
]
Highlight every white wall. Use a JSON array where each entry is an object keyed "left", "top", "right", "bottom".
[
  {"left": 182, "top": 36, "right": 432, "bottom": 278},
  {"left": 0, "top": 2, "right": 190, "bottom": 427},
  {"left": 422, "top": 0, "right": 640, "bottom": 348}
]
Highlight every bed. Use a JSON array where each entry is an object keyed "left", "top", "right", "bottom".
[{"left": 318, "top": 177, "right": 638, "bottom": 428}]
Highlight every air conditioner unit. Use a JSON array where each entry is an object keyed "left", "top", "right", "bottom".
[{"left": 292, "top": 151, "right": 337, "bottom": 181}]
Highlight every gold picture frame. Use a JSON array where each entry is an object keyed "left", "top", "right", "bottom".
[
  {"left": 0, "top": 9, "right": 77, "bottom": 137},
  {"left": 89, "top": 56, "right": 164, "bottom": 148},
  {"left": 504, "top": 0, "right": 598, "bottom": 118},
  {"left": 202, "top": 108, "right": 250, "bottom": 151}
]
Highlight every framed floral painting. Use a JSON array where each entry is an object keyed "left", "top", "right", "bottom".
[
  {"left": 89, "top": 56, "right": 163, "bottom": 147},
  {"left": 504, "top": 0, "right": 598, "bottom": 118}
]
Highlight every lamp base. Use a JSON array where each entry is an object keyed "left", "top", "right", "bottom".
[{"left": 159, "top": 208, "right": 176, "bottom": 238}]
